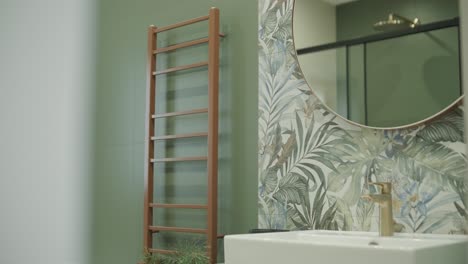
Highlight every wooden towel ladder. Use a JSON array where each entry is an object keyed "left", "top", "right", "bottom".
[{"left": 144, "top": 7, "right": 222, "bottom": 263}]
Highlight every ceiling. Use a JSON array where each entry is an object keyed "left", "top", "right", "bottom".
[{"left": 320, "top": 0, "right": 359, "bottom": 6}]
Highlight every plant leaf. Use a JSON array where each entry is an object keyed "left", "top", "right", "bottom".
[
  {"left": 417, "top": 108, "right": 464, "bottom": 142},
  {"left": 356, "top": 197, "right": 375, "bottom": 231},
  {"left": 273, "top": 173, "right": 308, "bottom": 205},
  {"left": 396, "top": 139, "right": 466, "bottom": 195}
]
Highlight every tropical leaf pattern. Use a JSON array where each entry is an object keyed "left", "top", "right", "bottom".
[{"left": 258, "top": 0, "right": 467, "bottom": 234}]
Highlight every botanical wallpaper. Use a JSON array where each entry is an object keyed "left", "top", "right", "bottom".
[{"left": 258, "top": 0, "right": 467, "bottom": 234}]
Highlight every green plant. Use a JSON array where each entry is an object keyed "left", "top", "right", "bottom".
[
  {"left": 142, "top": 248, "right": 157, "bottom": 264},
  {"left": 141, "top": 240, "right": 209, "bottom": 264}
]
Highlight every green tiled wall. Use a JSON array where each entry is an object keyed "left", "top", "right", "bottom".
[{"left": 92, "top": 1, "right": 258, "bottom": 263}]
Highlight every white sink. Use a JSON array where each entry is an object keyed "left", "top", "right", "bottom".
[{"left": 224, "top": 230, "right": 468, "bottom": 264}]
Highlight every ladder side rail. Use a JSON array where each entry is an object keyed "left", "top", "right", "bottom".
[
  {"left": 207, "top": 7, "right": 220, "bottom": 264},
  {"left": 144, "top": 25, "right": 157, "bottom": 250}
]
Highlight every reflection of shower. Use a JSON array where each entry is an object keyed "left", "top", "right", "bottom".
[{"left": 374, "top": 13, "right": 420, "bottom": 31}]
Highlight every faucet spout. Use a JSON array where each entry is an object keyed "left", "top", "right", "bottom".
[{"left": 362, "top": 194, "right": 391, "bottom": 204}]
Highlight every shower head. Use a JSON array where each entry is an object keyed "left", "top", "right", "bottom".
[{"left": 374, "top": 13, "right": 420, "bottom": 31}]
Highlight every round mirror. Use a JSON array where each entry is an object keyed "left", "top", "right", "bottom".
[{"left": 293, "top": 0, "right": 463, "bottom": 128}]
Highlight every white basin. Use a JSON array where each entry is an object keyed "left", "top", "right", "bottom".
[{"left": 224, "top": 230, "right": 468, "bottom": 264}]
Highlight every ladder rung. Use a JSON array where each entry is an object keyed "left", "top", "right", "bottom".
[
  {"left": 152, "top": 108, "right": 208, "bottom": 119},
  {"left": 154, "top": 33, "right": 224, "bottom": 55},
  {"left": 150, "top": 203, "right": 208, "bottom": 209},
  {"left": 151, "top": 156, "right": 207, "bottom": 163},
  {"left": 155, "top": 15, "right": 209, "bottom": 33},
  {"left": 149, "top": 226, "right": 208, "bottom": 234},
  {"left": 148, "top": 248, "right": 177, "bottom": 255},
  {"left": 155, "top": 38, "right": 208, "bottom": 54},
  {"left": 154, "top": 61, "right": 208, "bottom": 75},
  {"left": 151, "top": 132, "right": 208, "bottom": 141}
]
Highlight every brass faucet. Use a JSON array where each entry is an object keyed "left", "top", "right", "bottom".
[{"left": 362, "top": 182, "right": 394, "bottom": 237}]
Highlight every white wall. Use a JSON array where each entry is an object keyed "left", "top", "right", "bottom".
[
  {"left": 294, "top": 0, "right": 337, "bottom": 109},
  {"left": 0, "top": 1, "right": 96, "bottom": 263}
]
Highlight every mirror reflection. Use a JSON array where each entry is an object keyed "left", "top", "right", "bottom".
[{"left": 293, "top": 0, "right": 462, "bottom": 128}]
